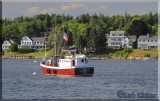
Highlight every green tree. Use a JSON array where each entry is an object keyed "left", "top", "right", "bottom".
[
  {"left": 96, "top": 23, "right": 106, "bottom": 53},
  {"left": 10, "top": 43, "right": 18, "bottom": 52},
  {"left": 126, "top": 19, "right": 148, "bottom": 39},
  {"left": 87, "top": 27, "right": 97, "bottom": 53},
  {"left": 132, "top": 40, "right": 137, "bottom": 49}
]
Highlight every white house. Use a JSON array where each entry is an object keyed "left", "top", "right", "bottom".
[
  {"left": 107, "top": 31, "right": 135, "bottom": 48},
  {"left": 18, "top": 36, "right": 46, "bottom": 52},
  {"left": 138, "top": 34, "right": 158, "bottom": 49},
  {"left": 2, "top": 39, "right": 17, "bottom": 52}
]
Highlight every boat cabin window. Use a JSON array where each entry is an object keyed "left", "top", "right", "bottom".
[{"left": 81, "top": 59, "right": 84, "bottom": 62}]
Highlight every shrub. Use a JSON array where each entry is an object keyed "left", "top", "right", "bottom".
[
  {"left": 144, "top": 53, "right": 150, "bottom": 57},
  {"left": 115, "top": 51, "right": 121, "bottom": 57},
  {"left": 7, "top": 49, "right": 11, "bottom": 52},
  {"left": 10, "top": 43, "right": 18, "bottom": 52},
  {"left": 123, "top": 52, "right": 129, "bottom": 57},
  {"left": 114, "top": 48, "right": 133, "bottom": 58},
  {"left": 18, "top": 48, "right": 35, "bottom": 53}
]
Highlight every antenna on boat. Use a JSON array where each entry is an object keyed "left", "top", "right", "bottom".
[{"left": 45, "top": 32, "right": 47, "bottom": 57}]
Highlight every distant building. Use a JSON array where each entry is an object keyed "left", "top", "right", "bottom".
[
  {"left": 137, "top": 34, "right": 158, "bottom": 49},
  {"left": 107, "top": 31, "right": 135, "bottom": 48},
  {"left": 40, "top": 28, "right": 53, "bottom": 36},
  {"left": 2, "top": 39, "right": 18, "bottom": 52},
  {"left": 18, "top": 36, "right": 46, "bottom": 52},
  {"left": 127, "top": 35, "right": 136, "bottom": 48}
]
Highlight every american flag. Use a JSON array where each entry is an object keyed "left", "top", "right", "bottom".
[
  {"left": 63, "top": 32, "right": 68, "bottom": 41},
  {"left": 45, "top": 37, "right": 49, "bottom": 43}
]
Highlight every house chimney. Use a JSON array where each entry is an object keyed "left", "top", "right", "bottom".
[{"left": 147, "top": 34, "right": 149, "bottom": 38}]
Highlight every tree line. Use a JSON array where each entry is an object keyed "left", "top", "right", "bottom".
[{"left": 2, "top": 12, "right": 158, "bottom": 54}]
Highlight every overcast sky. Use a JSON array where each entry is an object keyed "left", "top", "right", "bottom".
[{"left": 2, "top": 1, "right": 158, "bottom": 19}]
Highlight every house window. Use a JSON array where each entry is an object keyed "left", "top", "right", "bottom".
[
  {"left": 148, "top": 40, "right": 149, "bottom": 42},
  {"left": 143, "top": 40, "right": 145, "bottom": 42},
  {"left": 112, "top": 34, "right": 115, "bottom": 36},
  {"left": 151, "top": 40, "right": 153, "bottom": 42},
  {"left": 118, "top": 38, "right": 121, "bottom": 41},
  {"left": 40, "top": 46, "right": 42, "bottom": 48},
  {"left": 37, "top": 42, "right": 39, "bottom": 44},
  {"left": 27, "top": 42, "right": 29, "bottom": 44},
  {"left": 40, "top": 42, "right": 43, "bottom": 44},
  {"left": 25, "top": 42, "right": 26, "bottom": 44},
  {"left": 139, "top": 40, "right": 141, "bottom": 42},
  {"left": 155, "top": 40, "right": 157, "bottom": 42}
]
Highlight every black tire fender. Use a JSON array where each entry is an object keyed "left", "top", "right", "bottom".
[
  {"left": 47, "top": 69, "right": 51, "bottom": 74},
  {"left": 53, "top": 69, "right": 57, "bottom": 74}
]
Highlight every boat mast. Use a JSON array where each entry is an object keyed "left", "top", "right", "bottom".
[
  {"left": 55, "top": 15, "right": 57, "bottom": 56},
  {"left": 45, "top": 32, "right": 46, "bottom": 57}
]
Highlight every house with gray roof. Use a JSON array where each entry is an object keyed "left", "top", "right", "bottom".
[
  {"left": 138, "top": 34, "right": 158, "bottom": 49},
  {"left": 18, "top": 36, "right": 46, "bottom": 52},
  {"left": 2, "top": 39, "right": 18, "bottom": 52}
]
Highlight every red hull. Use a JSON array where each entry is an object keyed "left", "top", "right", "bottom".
[
  {"left": 41, "top": 66, "right": 94, "bottom": 76},
  {"left": 41, "top": 66, "right": 75, "bottom": 76}
]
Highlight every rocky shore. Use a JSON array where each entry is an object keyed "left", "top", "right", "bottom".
[
  {"left": 88, "top": 56, "right": 156, "bottom": 60},
  {"left": 2, "top": 55, "right": 157, "bottom": 60}
]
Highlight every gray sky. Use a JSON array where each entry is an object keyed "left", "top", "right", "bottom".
[{"left": 2, "top": 1, "right": 158, "bottom": 19}]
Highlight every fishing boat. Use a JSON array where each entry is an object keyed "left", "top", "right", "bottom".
[
  {"left": 40, "top": 51, "right": 94, "bottom": 76},
  {"left": 40, "top": 20, "right": 94, "bottom": 76}
]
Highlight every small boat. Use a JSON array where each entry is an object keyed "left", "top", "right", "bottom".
[{"left": 40, "top": 53, "right": 94, "bottom": 76}]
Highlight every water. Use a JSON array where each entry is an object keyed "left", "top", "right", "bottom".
[{"left": 2, "top": 59, "right": 158, "bottom": 99}]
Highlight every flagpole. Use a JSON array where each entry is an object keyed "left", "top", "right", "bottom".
[{"left": 63, "top": 25, "right": 64, "bottom": 48}]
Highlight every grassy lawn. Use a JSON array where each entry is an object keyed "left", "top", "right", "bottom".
[
  {"left": 111, "top": 48, "right": 158, "bottom": 58},
  {"left": 4, "top": 52, "right": 45, "bottom": 56},
  {"left": 4, "top": 48, "right": 55, "bottom": 57},
  {"left": 129, "top": 49, "right": 158, "bottom": 57},
  {"left": 3, "top": 48, "right": 158, "bottom": 58}
]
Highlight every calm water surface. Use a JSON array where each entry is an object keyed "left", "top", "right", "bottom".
[{"left": 2, "top": 59, "right": 158, "bottom": 99}]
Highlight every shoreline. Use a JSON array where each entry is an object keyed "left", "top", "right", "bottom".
[{"left": 1, "top": 55, "right": 157, "bottom": 60}]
